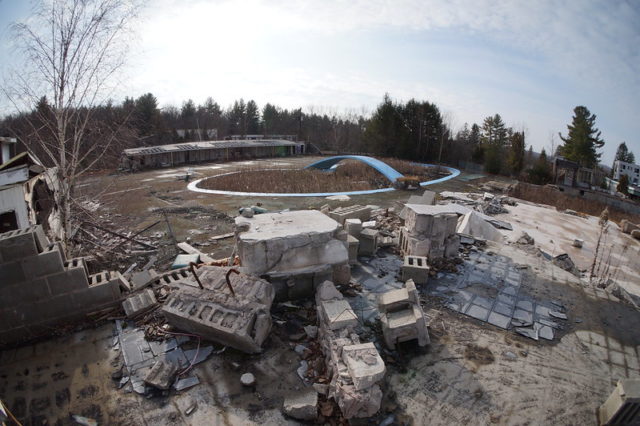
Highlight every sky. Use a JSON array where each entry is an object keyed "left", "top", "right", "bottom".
[{"left": 1, "top": 0, "right": 639, "bottom": 165}]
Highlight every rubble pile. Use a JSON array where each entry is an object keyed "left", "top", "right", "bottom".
[{"left": 315, "top": 281, "right": 386, "bottom": 419}]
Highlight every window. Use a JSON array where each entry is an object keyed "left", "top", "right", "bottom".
[
  {"left": 635, "top": 168, "right": 639, "bottom": 173},
  {"left": 622, "top": 164, "right": 626, "bottom": 169},
  {"left": 0, "top": 210, "right": 18, "bottom": 233}
]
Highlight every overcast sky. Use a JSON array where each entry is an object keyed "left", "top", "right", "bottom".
[{"left": 1, "top": 0, "right": 639, "bottom": 165}]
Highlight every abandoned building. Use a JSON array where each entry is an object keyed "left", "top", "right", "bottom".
[{"left": 120, "top": 138, "right": 305, "bottom": 171}]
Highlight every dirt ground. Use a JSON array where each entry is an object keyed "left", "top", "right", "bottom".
[{"left": 2, "top": 156, "right": 639, "bottom": 425}]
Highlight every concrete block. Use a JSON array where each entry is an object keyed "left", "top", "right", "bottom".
[
  {"left": 162, "top": 288, "right": 272, "bottom": 354},
  {"left": 332, "top": 263, "right": 351, "bottom": 285},
  {"left": 444, "top": 234, "right": 460, "bottom": 258},
  {"left": 130, "top": 269, "right": 158, "bottom": 290},
  {"left": 329, "top": 205, "right": 372, "bottom": 225},
  {"left": 402, "top": 255, "right": 429, "bottom": 284},
  {"left": 0, "top": 228, "right": 39, "bottom": 261},
  {"left": 0, "top": 259, "right": 26, "bottom": 286},
  {"left": 122, "top": 289, "right": 157, "bottom": 317},
  {"left": 31, "top": 294, "right": 78, "bottom": 323},
  {"left": 47, "top": 266, "right": 90, "bottom": 295},
  {"left": 346, "top": 235, "right": 359, "bottom": 265},
  {"left": 0, "top": 278, "right": 51, "bottom": 307},
  {"left": 64, "top": 257, "right": 88, "bottom": 276},
  {"left": 0, "top": 307, "right": 21, "bottom": 330},
  {"left": 358, "top": 228, "right": 378, "bottom": 256},
  {"left": 379, "top": 280, "right": 429, "bottom": 349},
  {"left": 341, "top": 342, "right": 386, "bottom": 390},
  {"left": 283, "top": 389, "right": 318, "bottom": 421},
  {"left": 344, "top": 218, "right": 362, "bottom": 237},
  {"left": 145, "top": 359, "right": 178, "bottom": 390},
  {"left": 320, "top": 299, "right": 358, "bottom": 330},
  {"left": 620, "top": 220, "right": 640, "bottom": 235},
  {"left": 22, "top": 246, "right": 65, "bottom": 280},
  {"left": 335, "top": 229, "right": 348, "bottom": 241},
  {"left": 0, "top": 326, "right": 28, "bottom": 346},
  {"left": 598, "top": 379, "right": 640, "bottom": 425}
]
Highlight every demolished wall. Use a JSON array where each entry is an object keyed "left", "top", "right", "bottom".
[
  {"left": 0, "top": 225, "right": 129, "bottom": 346},
  {"left": 161, "top": 266, "right": 275, "bottom": 353}
]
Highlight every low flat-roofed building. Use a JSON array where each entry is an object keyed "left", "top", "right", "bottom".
[{"left": 120, "top": 138, "right": 305, "bottom": 171}]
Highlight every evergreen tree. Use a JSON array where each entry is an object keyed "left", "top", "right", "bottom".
[
  {"left": 245, "top": 100, "right": 260, "bottom": 134},
  {"left": 558, "top": 106, "right": 605, "bottom": 168},
  {"left": 481, "top": 114, "right": 508, "bottom": 174},
  {"left": 507, "top": 131, "right": 525, "bottom": 175},
  {"left": 614, "top": 142, "right": 635, "bottom": 164},
  {"left": 134, "top": 93, "right": 160, "bottom": 137}
]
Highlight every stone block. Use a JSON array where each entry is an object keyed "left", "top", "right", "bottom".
[
  {"left": 123, "top": 289, "right": 157, "bottom": 317},
  {"left": 332, "top": 263, "right": 351, "bottom": 285},
  {"left": 0, "top": 259, "right": 26, "bottom": 286},
  {"left": 358, "top": 229, "right": 378, "bottom": 256},
  {"left": 283, "top": 389, "right": 318, "bottom": 421},
  {"left": 130, "top": 269, "right": 158, "bottom": 290},
  {"left": 341, "top": 342, "right": 386, "bottom": 390},
  {"left": 320, "top": 299, "right": 358, "bottom": 330},
  {"left": 145, "top": 359, "right": 178, "bottom": 390},
  {"left": 46, "top": 265, "right": 90, "bottom": 295},
  {"left": 346, "top": 235, "right": 359, "bottom": 264},
  {"left": 335, "top": 229, "right": 348, "bottom": 241},
  {"left": 22, "top": 246, "right": 65, "bottom": 280},
  {"left": 401, "top": 255, "right": 430, "bottom": 284},
  {"left": 344, "top": 218, "right": 362, "bottom": 237},
  {"left": 0, "top": 227, "right": 39, "bottom": 261}
]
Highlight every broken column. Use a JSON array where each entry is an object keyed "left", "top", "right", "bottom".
[
  {"left": 315, "top": 281, "right": 385, "bottom": 419},
  {"left": 161, "top": 266, "right": 274, "bottom": 354},
  {"left": 378, "top": 279, "right": 430, "bottom": 350},
  {"left": 235, "top": 210, "right": 349, "bottom": 300},
  {"left": 400, "top": 204, "right": 459, "bottom": 260}
]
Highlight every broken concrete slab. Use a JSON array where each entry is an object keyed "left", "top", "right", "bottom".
[
  {"left": 378, "top": 280, "right": 429, "bottom": 349},
  {"left": 457, "top": 211, "right": 502, "bottom": 242},
  {"left": 122, "top": 289, "right": 157, "bottom": 318},
  {"left": 320, "top": 299, "right": 359, "bottom": 330},
  {"left": 162, "top": 288, "right": 272, "bottom": 354},
  {"left": 283, "top": 389, "right": 318, "bottom": 421}
]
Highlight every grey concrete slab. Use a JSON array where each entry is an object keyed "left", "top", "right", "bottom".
[
  {"left": 501, "top": 286, "right": 518, "bottom": 296},
  {"left": 535, "top": 304, "right": 552, "bottom": 318},
  {"left": 538, "top": 325, "right": 554, "bottom": 340},
  {"left": 487, "top": 311, "right": 511, "bottom": 329},
  {"left": 473, "top": 295, "right": 493, "bottom": 309},
  {"left": 516, "top": 299, "right": 534, "bottom": 312},
  {"left": 466, "top": 304, "right": 490, "bottom": 321},
  {"left": 494, "top": 301, "right": 514, "bottom": 316},
  {"left": 498, "top": 292, "right": 516, "bottom": 304},
  {"left": 513, "top": 309, "right": 533, "bottom": 323}
]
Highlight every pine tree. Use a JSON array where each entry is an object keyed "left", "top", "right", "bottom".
[
  {"left": 507, "top": 131, "right": 525, "bottom": 175},
  {"left": 558, "top": 106, "right": 605, "bottom": 168},
  {"left": 481, "top": 114, "right": 508, "bottom": 174},
  {"left": 614, "top": 142, "right": 635, "bottom": 164}
]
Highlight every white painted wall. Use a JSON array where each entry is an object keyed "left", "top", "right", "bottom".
[
  {"left": 0, "top": 184, "right": 30, "bottom": 229},
  {"left": 1, "top": 142, "right": 10, "bottom": 164}
]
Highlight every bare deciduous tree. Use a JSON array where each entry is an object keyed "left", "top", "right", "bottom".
[{"left": 3, "top": 0, "right": 140, "bottom": 250}]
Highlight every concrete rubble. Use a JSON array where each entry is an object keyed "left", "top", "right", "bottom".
[
  {"left": 283, "top": 389, "right": 318, "bottom": 421},
  {"left": 315, "top": 280, "right": 385, "bottom": 419},
  {"left": 235, "top": 210, "right": 350, "bottom": 300},
  {"left": 379, "top": 279, "right": 430, "bottom": 350},
  {"left": 161, "top": 266, "right": 274, "bottom": 353}
]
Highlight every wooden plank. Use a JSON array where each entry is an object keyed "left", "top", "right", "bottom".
[{"left": 176, "top": 242, "right": 215, "bottom": 263}]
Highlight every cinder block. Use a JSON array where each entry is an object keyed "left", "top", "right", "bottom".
[
  {"left": 402, "top": 255, "right": 430, "bottom": 284},
  {"left": 47, "top": 266, "right": 90, "bottom": 295},
  {"left": 32, "top": 294, "right": 76, "bottom": 322},
  {"left": 31, "top": 225, "right": 50, "bottom": 252},
  {"left": 346, "top": 235, "right": 359, "bottom": 265},
  {"left": 344, "top": 219, "right": 362, "bottom": 237},
  {"left": 332, "top": 263, "right": 351, "bottom": 285},
  {"left": 122, "top": 289, "right": 157, "bottom": 317},
  {"left": 22, "top": 246, "right": 65, "bottom": 280},
  {"left": 1, "top": 278, "right": 51, "bottom": 307},
  {"left": 0, "top": 326, "right": 28, "bottom": 346},
  {"left": 0, "top": 228, "right": 39, "bottom": 261},
  {"left": 358, "top": 229, "right": 378, "bottom": 256},
  {"left": 64, "top": 257, "right": 88, "bottom": 276},
  {"left": 0, "top": 307, "right": 21, "bottom": 330},
  {"left": 0, "top": 259, "right": 26, "bottom": 286}
]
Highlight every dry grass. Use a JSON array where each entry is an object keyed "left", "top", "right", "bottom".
[
  {"left": 510, "top": 182, "right": 640, "bottom": 225},
  {"left": 200, "top": 158, "right": 447, "bottom": 193}
]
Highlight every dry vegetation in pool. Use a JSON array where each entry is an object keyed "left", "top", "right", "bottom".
[{"left": 199, "top": 159, "right": 450, "bottom": 193}]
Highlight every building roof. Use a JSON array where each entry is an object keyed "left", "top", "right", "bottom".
[{"left": 123, "top": 139, "right": 301, "bottom": 157}]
